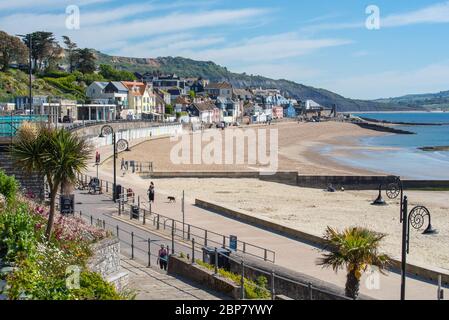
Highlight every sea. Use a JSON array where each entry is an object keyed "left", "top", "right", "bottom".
[{"left": 323, "top": 112, "right": 449, "bottom": 180}]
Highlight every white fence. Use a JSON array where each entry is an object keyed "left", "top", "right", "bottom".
[{"left": 87, "top": 124, "right": 183, "bottom": 149}]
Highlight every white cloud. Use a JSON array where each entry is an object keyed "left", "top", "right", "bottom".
[
  {"left": 301, "top": 1, "right": 449, "bottom": 33},
  {"left": 0, "top": 0, "right": 111, "bottom": 11},
  {"left": 321, "top": 61, "right": 449, "bottom": 99},
  {"left": 187, "top": 33, "right": 352, "bottom": 65},
  {"left": 382, "top": 1, "right": 449, "bottom": 27}
]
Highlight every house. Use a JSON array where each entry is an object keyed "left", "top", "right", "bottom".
[
  {"left": 13, "top": 96, "right": 48, "bottom": 113},
  {"left": 167, "top": 88, "right": 183, "bottom": 104},
  {"left": 174, "top": 96, "right": 191, "bottom": 113},
  {"left": 233, "top": 89, "right": 253, "bottom": 101},
  {"left": 272, "top": 106, "right": 284, "bottom": 119},
  {"left": 216, "top": 97, "right": 242, "bottom": 123},
  {"left": 103, "top": 82, "right": 129, "bottom": 119},
  {"left": 121, "top": 81, "right": 156, "bottom": 119},
  {"left": 187, "top": 101, "right": 220, "bottom": 124},
  {"left": 154, "top": 89, "right": 171, "bottom": 105},
  {"left": 305, "top": 99, "right": 322, "bottom": 110},
  {"left": 205, "top": 82, "right": 233, "bottom": 99},
  {"left": 151, "top": 74, "right": 187, "bottom": 95},
  {"left": 283, "top": 103, "right": 297, "bottom": 118},
  {"left": 86, "top": 82, "right": 109, "bottom": 100}
]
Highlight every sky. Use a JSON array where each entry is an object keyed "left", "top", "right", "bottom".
[{"left": 1, "top": 0, "right": 449, "bottom": 99}]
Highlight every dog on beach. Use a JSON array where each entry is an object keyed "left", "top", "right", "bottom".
[{"left": 167, "top": 196, "right": 176, "bottom": 203}]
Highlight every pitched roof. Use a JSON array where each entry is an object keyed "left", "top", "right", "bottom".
[
  {"left": 109, "top": 81, "right": 129, "bottom": 92},
  {"left": 192, "top": 101, "right": 216, "bottom": 112},
  {"left": 233, "top": 88, "right": 252, "bottom": 96},
  {"left": 121, "top": 81, "right": 148, "bottom": 96},
  {"left": 93, "top": 81, "right": 109, "bottom": 89},
  {"left": 206, "top": 82, "right": 232, "bottom": 90}
]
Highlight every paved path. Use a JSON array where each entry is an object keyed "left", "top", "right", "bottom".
[
  {"left": 121, "top": 257, "right": 225, "bottom": 300},
  {"left": 74, "top": 190, "right": 224, "bottom": 300},
  {"left": 82, "top": 139, "right": 448, "bottom": 300}
]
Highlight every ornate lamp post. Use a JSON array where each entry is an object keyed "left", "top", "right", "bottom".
[
  {"left": 99, "top": 125, "right": 130, "bottom": 202},
  {"left": 387, "top": 177, "right": 437, "bottom": 300}
]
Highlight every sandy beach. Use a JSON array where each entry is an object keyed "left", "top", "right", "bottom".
[{"left": 107, "top": 121, "right": 392, "bottom": 175}]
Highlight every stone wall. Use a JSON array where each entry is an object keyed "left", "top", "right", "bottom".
[
  {"left": 168, "top": 255, "right": 240, "bottom": 299},
  {"left": 0, "top": 149, "right": 45, "bottom": 201},
  {"left": 228, "top": 253, "right": 373, "bottom": 300},
  {"left": 87, "top": 237, "right": 129, "bottom": 292}
]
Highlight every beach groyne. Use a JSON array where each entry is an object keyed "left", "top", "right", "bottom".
[{"left": 352, "top": 122, "right": 415, "bottom": 134}]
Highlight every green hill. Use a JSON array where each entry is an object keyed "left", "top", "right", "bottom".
[
  {"left": 94, "top": 51, "right": 421, "bottom": 112},
  {"left": 375, "top": 91, "right": 449, "bottom": 111}
]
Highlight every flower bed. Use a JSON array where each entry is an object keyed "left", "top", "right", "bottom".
[{"left": 0, "top": 171, "right": 131, "bottom": 300}]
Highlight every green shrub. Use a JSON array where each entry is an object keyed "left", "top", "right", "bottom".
[
  {"left": 0, "top": 169, "right": 18, "bottom": 203},
  {"left": 0, "top": 203, "right": 44, "bottom": 261}
]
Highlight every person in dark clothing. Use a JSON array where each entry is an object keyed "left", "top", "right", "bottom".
[
  {"left": 157, "top": 244, "right": 168, "bottom": 270},
  {"left": 147, "top": 182, "right": 155, "bottom": 203}
]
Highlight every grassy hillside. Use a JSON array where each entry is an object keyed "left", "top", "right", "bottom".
[
  {"left": 94, "top": 51, "right": 420, "bottom": 112},
  {"left": 0, "top": 69, "right": 104, "bottom": 103},
  {"left": 375, "top": 91, "right": 449, "bottom": 111}
]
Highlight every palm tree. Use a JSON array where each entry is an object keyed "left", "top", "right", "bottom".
[
  {"left": 317, "top": 226, "right": 392, "bottom": 299},
  {"left": 12, "top": 124, "right": 91, "bottom": 240}
]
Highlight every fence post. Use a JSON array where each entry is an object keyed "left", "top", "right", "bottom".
[
  {"left": 116, "top": 225, "right": 119, "bottom": 238},
  {"left": 103, "top": 220, "right": 106, "bottom": 230},
  {"left": 222, "top": 236, "right": 226, "bottom": 248},
  {"left": 264, "top": 249, "right": 267, "bottom": 262},
  {"left": 90, "top": 215, "right": 93, "bottom": 226},
  {"left": 243, "top": 242, "right": 246, "bottom": 253},
  {"left": 240, "top": 261, "right": 245, "bottom": 300},
  {"left": 271, "top": 271, "right": 276, "bottom": 300},
  {"left": 147, "top": 238, "right": 151, "bottom": 267},
  {"left": 118, "top": 198, "right": 121, "bottom": 216},
  {"left": 143, "top": 209, "right": 146, "bottom": 225},
  {"left": 131, "top": 232, "right": 134, "bottom": 260},
  {"left": 214, "top": 248, "right": 218, "bottom": 275},
  {"left": 308, "top": 283, "right": 313, "bottom": 300},
  {"left": 106, "top": 181, "right": 108, "bottom": 193},
  {"left": 80, "top": 211, "right": 82, "bottom": 218},
  {"left": 192, "top": 238, "right": 195, "bottom": 264},
  {"left": 171, "top": 221, "right": 175, "bottom": 255},
  {"left": 157, "top": 214, "right": 160, "bottom": 230},
  {"left": 138, "top": 195, "right": 140, "bottom": 208},
  {"left": 187, "top": 225, "right": 191, "bottom": 240},
  {"left": 205, "top": 230, "right": 208, "bottom": 247}
]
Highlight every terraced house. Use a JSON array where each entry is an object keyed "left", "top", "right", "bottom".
[{"left": 122, "top": 81, "right": 156, "bottom": 119}]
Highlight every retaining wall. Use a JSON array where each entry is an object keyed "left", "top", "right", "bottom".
[
  {"left": 0, "top": 150, "right": 45, "bottom": 200},
  {"left": 168, "top": 255, "right": 240, "bottom": 299},
  {"left": 87, "top": 237, "right": 129, "bottom": 292}
]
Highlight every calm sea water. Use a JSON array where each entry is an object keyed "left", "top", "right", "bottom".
[{"left": 326, "top": 113, "right": 449, "bottom": 180}]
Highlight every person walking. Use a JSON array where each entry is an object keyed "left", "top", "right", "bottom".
[
  {"left": 147, "top": 182, "right": 155, "bottom": 204},
  {"left": 157, "top": 244, "right": 168, "bottom": 271}
]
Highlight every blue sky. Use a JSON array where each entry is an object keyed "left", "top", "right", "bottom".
[{"left": 1, "top": 0, "right": 449, "bottom": 99}]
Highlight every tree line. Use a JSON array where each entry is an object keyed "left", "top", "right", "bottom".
[{"left": 0, "top": 31, "right": 136, "bottom": 81}]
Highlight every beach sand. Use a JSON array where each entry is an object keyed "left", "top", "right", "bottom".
[{"left": 107, "top": 121, "right": 392, "bottom": 175}]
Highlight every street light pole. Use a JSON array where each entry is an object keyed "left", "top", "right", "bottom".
[
  {"left": 113, "top": 132, "right": 117, "bottom": 203},
  {"left": 400, "top": 196, "right": 408, "bottom": 300}
]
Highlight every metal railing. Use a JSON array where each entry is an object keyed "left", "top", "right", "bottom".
[
  {"left": 73, "top": 208, "right": 350, "bottom": 301},
  {"left": 119, "top": 160, "right": 154, "bottom": 174},
  {"left": 77, "top": 172, "right": 276, "bottom": 264}
]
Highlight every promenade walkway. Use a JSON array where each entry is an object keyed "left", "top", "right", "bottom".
[
  {"left": 74, "top": 190, "right": 224, "bottom": 300},
  {"left": 83, "top": 137, "right": 447, "bottom": 300}
]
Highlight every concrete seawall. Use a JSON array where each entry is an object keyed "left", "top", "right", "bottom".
[{"left": 195, "top": 199, "right": 449, "bottom": 286}]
